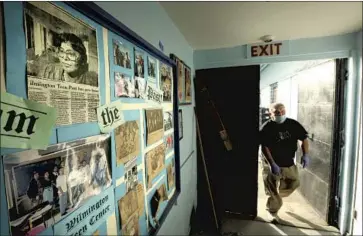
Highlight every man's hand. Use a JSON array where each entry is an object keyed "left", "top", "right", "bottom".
[
  {"left": 301, "top": 154, "right": 310, "bottom": 168},
  {"left": 271, "top": 162, "right": 281, "bottom": 175}
]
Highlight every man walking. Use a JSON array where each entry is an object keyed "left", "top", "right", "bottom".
[{"left": 260, "top": 103, "right": 310, "bottom": 222}]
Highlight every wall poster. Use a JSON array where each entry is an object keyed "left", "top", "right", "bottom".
[
  {"left": 159, "top": 62, "right": 173, "bottom": 103},
  {"left": 115, "top": 72, "right": 135, "bottom": 98},
  {"left": 177, "top": 60, "right": 184, "bottom": 102},
  {"left": 115, "top": 120, "right": 140, "bottom": 166},
  {"left": 24, "top": 2, "right": 100, "bottom": 126},
  {"left": 134, "top": 49, "right": 147, "bottom": 99},
  {"left": 163, "top": 110, "right": 173, "bottom": 132},
  {"left": 2, "top": 134, "right": 111, "bottom": 236},
  {"left": 145, "top": 108, "right": 164, "bottom": 146}
]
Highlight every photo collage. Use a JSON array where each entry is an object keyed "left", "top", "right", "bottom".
[
  {"left": 112, "top": 39, "right": 173, "bottom": 102},
  {"left": 110, "top": 32, "right": 177, "bottom": 235},
  {"left": 1, "top": 2, "right": 180, "bottom": 236}
]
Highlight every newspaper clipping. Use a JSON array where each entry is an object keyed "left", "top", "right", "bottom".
[
  {"left": 2, "top": 134, "right": 111, "bottom": 236},
  {"left": 145, "top": 143, "right": 165, "bottom": 188},
  {"left": 24, "top": 2, "right": 100, "bottom": 126}
]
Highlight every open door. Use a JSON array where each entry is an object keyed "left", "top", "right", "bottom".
[{"left": 195, "top": 65, "right": 260, "bottom": 222}]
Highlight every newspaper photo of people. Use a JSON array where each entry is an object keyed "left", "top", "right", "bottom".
[
  {"left": 163, "top": 111, "right": 173, "bottom": 132},
  {"left": 115, "top": 120, "right": 140, "bottom": 166},
  {"left": 24, "top": 2, "right": 100, "bottom": 126},
  {"left": 145, "top": 108, "right": 164, "bottom": 146},
  {"left": 113, "top": 39, "right": 131, "bottom": 69},
  {"left": 134, "top": 50, "right": 144, "bottom": 78},
  {"left": 2, "top": 134, "right": 111, "bottom": 236},
  {"left": 124, "top": 157, "right": 138, "bottom": 192},
  {"left": 115, "top": 72, "right": 135, "bottom": 98},
  {"left": 145, "top": 144, "right": 166, "bottom": 188},
  {"left": 160, "top": 62, "right": 173, "bottom": 102},
  {"left": 147, "top": 56, "right": 157, "bottom": 86},
  {"left": 167, "top": 158, "right": 176, "bottom": 191},
  {"left": 185, "top": 66, "right": 192, "bottom": 103}
]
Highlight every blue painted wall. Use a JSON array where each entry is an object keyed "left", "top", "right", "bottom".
[{"left": 94, "top": 2, "right": 197, "bottom": 235}]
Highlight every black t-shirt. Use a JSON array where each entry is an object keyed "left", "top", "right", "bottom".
[{"left": 260, "top": 118, "right": 308, "bottom": 167}]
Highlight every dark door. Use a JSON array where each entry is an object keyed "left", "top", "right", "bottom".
[{"left": 195, "top": 65, "right": 260, "bottom": 222}]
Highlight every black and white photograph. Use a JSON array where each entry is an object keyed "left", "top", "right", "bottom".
[
  {"left": 163, "top": 111, "right": 173, "bottom": 132},
  {"left": 24, "top": 2, "right": 100, "bottom": 126},
  {"left": 145, "top": 108, "right": 164, "bottom": 145},
  {"left": 134, "top": 49, "right": 145, "bottom": 78},
  {"left": 113, "top": 39, "right": 132, "bottom": 69},
  {"left": 115, "top": 72, "right": 135, "bottom": 98},
  {"left": 178, "top": 109, "right": 183, "bottom": 140},
  {"left": 160, "top": 62, "right": 173, "bottom": 102},
  {"left": 115, "top": 120, "right": 140, "bottom": 166},
  {"left": 124, "top": 157, "right": 138, "bottom": 193},
  {"left": 3, "top": 134, "right": 111, "bottom": 236},
  {"left": 147, "top": 56, "right": 157, "bottom": 85},
  {"left": 25, "top": 2, "right": 98, "bottom": 87}
]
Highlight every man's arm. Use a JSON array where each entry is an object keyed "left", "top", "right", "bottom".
[
  {"left": 301, "top": 138, "right": 309, "bottom": 155},
  {"left": 261, "top": 145, "right": 276, "bottom": 166}
]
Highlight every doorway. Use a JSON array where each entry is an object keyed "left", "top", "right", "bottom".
[
  {"left": 258, "top": 59, "right": 345, "bottom": 232},
  {"left": 193, "top": 58, "right": 345, "bottom": 235}
]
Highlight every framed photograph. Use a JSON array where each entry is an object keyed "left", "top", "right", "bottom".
[
  {"left": 170, "top": 53, "right": 192, "bottom": 105},
  {"left": 184, "top": 65, "right": 192, "bottom": 104},
  {"left": 178, "top": 109, "right": 183, "bottom": 140}
]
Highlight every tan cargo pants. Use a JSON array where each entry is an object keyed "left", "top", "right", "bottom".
[{"left": 262, "top": 160, "right": 300, "bottom": 214}]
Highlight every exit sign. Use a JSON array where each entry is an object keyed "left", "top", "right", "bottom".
[{"left": 246, "top": 41, "right": 289, "bottom": 58}]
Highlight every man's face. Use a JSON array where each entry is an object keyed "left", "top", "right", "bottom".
[
  {"left": 34, "top": 173, "right": 39, "bottom": 180},
  {"left": 270, "top": 105, "right": 286, "bottom": 119},
  {"left": 58, "top": 42, "right": 81, "bottom": 73},
  {"left": 44, "top": 172, "right": 49, "bottom": 178}
]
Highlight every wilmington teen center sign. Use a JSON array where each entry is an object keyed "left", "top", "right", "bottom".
[{"left": 54, "top": 187, "right": 115, "bottom": 236}]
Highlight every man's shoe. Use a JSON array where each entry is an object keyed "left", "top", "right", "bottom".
[{"left": 267, "top": 211, "right": 280, "bottom": 224}]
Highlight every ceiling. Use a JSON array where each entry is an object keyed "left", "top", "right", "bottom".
[{"left": 160, "top": 2, "right": 363, "bottom": 50}]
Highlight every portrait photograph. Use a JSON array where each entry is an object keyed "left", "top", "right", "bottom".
[
  {"left": 163, "top": 111, "right": 173, "bottom": 132},
  {"left": 25, "top": 2, "right": 99, "bottom": 87}
]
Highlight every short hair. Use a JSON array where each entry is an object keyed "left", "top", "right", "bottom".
[
  {"left": 270, "top": 103, "right": 285, "bottom": 111},
  {"left": 59, "top": 33, "right": 87, "bottom": 65}
]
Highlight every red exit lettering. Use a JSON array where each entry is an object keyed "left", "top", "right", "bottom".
[{"left": 251, "top": 43, "right": 282, "bottom": 57}]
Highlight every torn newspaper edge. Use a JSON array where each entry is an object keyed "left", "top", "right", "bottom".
[
  {"left": 0, "top": 92, "right": 57, "bottom": 149},
  {"left": 146, "top": 83, "right": 163, "bottom": 104},
  {"left": 96, "top": 100, "right": 125, "bottom": 133}
]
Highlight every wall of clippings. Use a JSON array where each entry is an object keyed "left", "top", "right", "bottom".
[{"left": 1, "top": 2, "right": 179, "bottom": 236}]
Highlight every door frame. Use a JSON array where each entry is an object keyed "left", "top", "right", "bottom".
[{"left": 327, "top": 58, "right": 348, "bottom": 227}]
